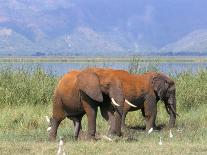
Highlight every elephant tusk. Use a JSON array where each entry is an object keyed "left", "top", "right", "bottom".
[
  {"left": 125, "top": 99, "right": 137, "bottom": 107},
  {"left": 111, "top": 98, "right": 120, "bottom": 106}
]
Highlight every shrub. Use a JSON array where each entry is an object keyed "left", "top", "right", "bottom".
[
  {"left": 176, "top": 69, "right": 207, "bottom": 110},
  {"left": 0, "top": 66, "right": 57, "bottom": 107}
]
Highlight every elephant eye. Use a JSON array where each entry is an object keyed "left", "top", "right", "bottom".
[{"left": 102, "top": 83, "right": 110, "bottom": 89}]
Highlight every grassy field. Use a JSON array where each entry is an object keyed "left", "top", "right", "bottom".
[{"left": 0, "top": 63, "right": 207, "bottom": 154}]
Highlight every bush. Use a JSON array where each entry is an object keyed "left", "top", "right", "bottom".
[
  {"left": 0, "top": 67, "right": 57, "bottom": 107},
  {"left": 176, "top": 69, "right": 207, "bottom": 110}
]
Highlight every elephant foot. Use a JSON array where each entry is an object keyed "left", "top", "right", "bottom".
[
  {"left": 49, "top": 131, "right": 57, "bottom": 142},
  {"left": 49, "top": 136, "right": 56, "bottom": 142},
  {"left": 103, "top": 133, "right": 123, "bottom": 142},
  {"left": 122, "top": 125, "right": 130, "bottom": 133},
  {"left": 121, "top": 124, "right": 128, "bottom": 131},
  {"left": 74, "top": 136, "right": 79, "bottom": 141},
  {"left": 86, "top": 134, "right": 98, "bottom": 141}
]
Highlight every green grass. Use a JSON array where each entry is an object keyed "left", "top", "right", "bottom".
[{"left": 0, "top": 65, "right": 207, "bottom": 154}]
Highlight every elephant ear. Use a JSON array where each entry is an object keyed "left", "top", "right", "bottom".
[
  {"left": 152, "top": 75, "right": 169, "bottom": 100},
  {"left": 77, "top": 71, "right": 103, "bottom": 102}
]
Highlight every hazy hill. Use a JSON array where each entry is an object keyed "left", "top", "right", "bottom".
[
  {"left": 0, "top": 26, "right": 155, "bottom": 56},
  {"left": 0, "top": 0, "right": 207, "bottom": 56},
  {"left": 0, "top": 28, "right": 40, "bottom": 55},
  {"left": 160, "top": 30, "right": 207, "bottom": 55}
]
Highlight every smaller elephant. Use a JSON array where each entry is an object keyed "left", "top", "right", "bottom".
[{"left": 120, "top": 71, "right": 178, "bottom": 132}]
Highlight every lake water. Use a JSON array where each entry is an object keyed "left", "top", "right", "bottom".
[{"left": 0, "top": 62, "right": 207, "bottom": 76}]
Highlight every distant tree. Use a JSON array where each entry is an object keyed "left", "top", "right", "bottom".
[{"left": 32, "top": 52, "right": 46, "bottom": 56}]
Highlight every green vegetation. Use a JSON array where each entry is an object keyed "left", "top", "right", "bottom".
[{"left": 0, "top": 64, "right": 207, "bottom": 154}]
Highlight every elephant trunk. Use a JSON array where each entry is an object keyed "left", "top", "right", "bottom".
[
  {"left": 109, "top": 89, "right": 124, "bottom": 136},
  {"left": 166, "top": 97, "right": 178, "bottom": 128}
]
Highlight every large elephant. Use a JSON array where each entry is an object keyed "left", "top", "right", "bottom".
[
  {"left": 80, "top": 69, "right": 178, "bottom": 133},
  {"left": 120, "top": 71, "right": 178, "bottom": 132},
  {"left": 49, "top": 68, "right": 134, "bottom": 141}
]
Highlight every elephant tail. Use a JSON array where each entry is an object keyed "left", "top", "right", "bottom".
[{"left": 52, "top": 90, "right": 66, "bottom": 119}]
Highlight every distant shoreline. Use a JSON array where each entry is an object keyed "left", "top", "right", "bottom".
[{"left": 0, "top": 56, "right": 207, "bottom": 63}]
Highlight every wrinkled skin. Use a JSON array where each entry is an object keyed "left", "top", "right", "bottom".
[
  {"left": 120, "top": 71, "right": 178, "bottom": 131},
  {"left": 49, "top": 69, "right": 125, "bottom": 141}
]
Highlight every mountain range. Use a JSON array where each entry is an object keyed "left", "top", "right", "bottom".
[{"left": 0, "top": 0, "right": 207, "bottom": 56}]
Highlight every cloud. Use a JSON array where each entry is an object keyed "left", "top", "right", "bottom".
[
  {"left": 0, "top": 28, "right": 12, "bottom": 36},
  {"left": 0, "top": 0, "right": 76, "bottom": 12}
]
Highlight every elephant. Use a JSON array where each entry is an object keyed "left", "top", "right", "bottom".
[
  {"left": 49, "top": 68, "right": 134, "bottom": 141},
  {"left": 79, "top": 69, "right": 178, "bottom": 133},
  {"left": 119, "top": 71, "right": 178, "bottom": 133}
]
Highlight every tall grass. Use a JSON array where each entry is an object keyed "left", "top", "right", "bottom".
[
  {"left": 0, "top": 66, "right": 57, "bottom": 107},
  {"left": 128, "top": 55, "right": 159, "bottom": 74},
  {"left": 0, "top": 61, "right": 207, "bottom": 154}
]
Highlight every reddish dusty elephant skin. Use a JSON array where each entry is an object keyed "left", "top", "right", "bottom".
[
  {"left": 49, "top": 68, "right": 125, "bottom": 141},
  {"left": 119, "top": 71, "right": 177, "bottom": 131}
]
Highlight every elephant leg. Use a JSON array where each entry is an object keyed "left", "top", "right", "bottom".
[
  {"left": 144, "top": 98, "right": 157, "bottom": 133},
  {"left": 73, "top": 114, "right": 84, "bottom": 140},
  {"left": 49, "top": 117, "right": 64, "bottom": 141},
  {"left": 142, "top": 107, "right": 157, "bottom": 129},
  {"left": 82, "top": 100, "right": 98, "bottom": 140},
  {"left": 168, "top": 110, "right": 176, "bottom": 128},
  {"left": 141, "top": 107, "right": 145, "bottom": 117},
  {"left": 145, "top": 113, "right": 157, "bottom": 133},
  {"left": 114, "top": 106, "right": 123, "bottom": 137},
  {"left": 100, "top": 104, "right": 116, "bottom": 136},
  {"left": 121, "top": 110, "right": 128, "bottom": 129},
  {"left": 73, "top": 120, "right": 82, "bottom": 140}
]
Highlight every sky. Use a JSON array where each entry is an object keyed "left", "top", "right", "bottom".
[{"left": 0, "top": 0, "right": 207, "bottom": 54}]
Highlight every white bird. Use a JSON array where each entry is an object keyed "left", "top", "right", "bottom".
[
  {"left": 159, "top": 137, "right": 163, "bottom": 145},
  {"left": 102, "top": 135, "right": 113, "bottom": 141},
  {"left": 47, "top": 126, "right": 51, "bottom": 132},
  {"left": 45, "top": 116, "right": 50, "bottom": 123},
  {"left": 45, "top": 116, "right": 51, "bottom": 132},
  {"left": 57, "top": 137, "right": 66, "bottom": 155},
  {"left": 177, "top": 127, "right": 184, "bottom": 132},
  {"left": 169, "top": 129, "right": 173, "bottom": 138},
  {"left": 148, "top": 128, "right": 153, "bottom": 134}
]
